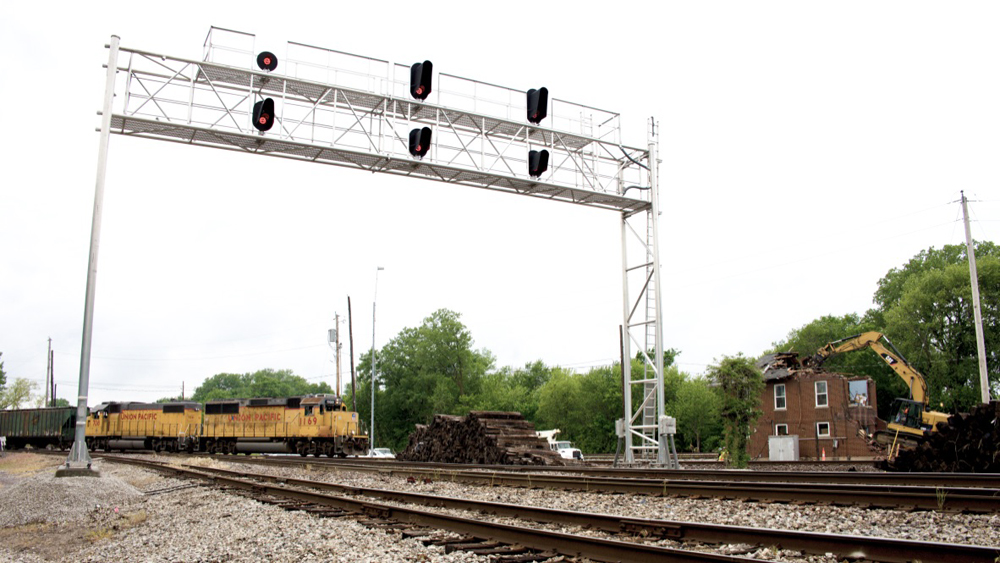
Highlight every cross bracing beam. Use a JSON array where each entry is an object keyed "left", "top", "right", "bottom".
[{"left": 109, "top": 46, "right": 652, "bottom": 215}]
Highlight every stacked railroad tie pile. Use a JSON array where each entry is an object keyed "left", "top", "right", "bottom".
[
  {"left": 880, "top": 400, "right": 1000, "bottom": 472},
  {"left": 398, "top": 411, "right": 568, "bottom": 465}
]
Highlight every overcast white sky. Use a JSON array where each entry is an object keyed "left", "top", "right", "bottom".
[{"left": 1, "top": 2, "right": 997, "bottom": 407}]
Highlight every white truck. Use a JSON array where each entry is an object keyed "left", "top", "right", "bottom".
[{"left": 536, "top": 429, "right": 584, "bottom": 461}]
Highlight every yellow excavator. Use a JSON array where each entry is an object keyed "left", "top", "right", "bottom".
[{"left": 807, "top": 331, "right": 951, "bottom": 451}]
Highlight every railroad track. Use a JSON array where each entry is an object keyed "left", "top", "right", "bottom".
[
  {"left": 156, "top": 454, "right": 1000, "bottom": 513},
  {"left": 97, "top": 454, "right": 998, "bottom": 563},
  {"left": 317, "top": 458, "right": 1000, "bottom": 488}
]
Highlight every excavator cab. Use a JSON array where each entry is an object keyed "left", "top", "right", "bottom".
[{"left": 888, "top": 398, "right": 925, "bottom": 432}]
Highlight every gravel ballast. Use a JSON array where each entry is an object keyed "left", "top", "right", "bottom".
[{"left": 2, "top": 452, "right": 997, "bottom": 562}]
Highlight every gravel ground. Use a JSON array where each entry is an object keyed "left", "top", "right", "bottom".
[
  {"left": 1, "top": 452, "right": 997, "bottom": 562},
  {"left": 0, "top": 453, "right": 490, "bottom": 563}
]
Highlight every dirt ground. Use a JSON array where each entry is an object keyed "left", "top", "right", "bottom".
[{"left": 0, "top": 453, "right": 146, "bottom": 562}]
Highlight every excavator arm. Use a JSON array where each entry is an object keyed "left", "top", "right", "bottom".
[{"left": 810, "top": 331, "right": 929, "bottom": 405}]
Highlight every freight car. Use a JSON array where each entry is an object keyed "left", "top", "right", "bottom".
[{"left": 0, "top": 407, "right": 77, "bottom": 450}]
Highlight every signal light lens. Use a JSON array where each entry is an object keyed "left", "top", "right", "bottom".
[
  {"left": 409, "top": 127, "right": 432, "bottom": 157},
  {"left": 252, "top": 98, "right": 275, "bottom": 132},
  {"left": 528, "top": 149, "right": 549, "bottom": 177},
  {"left": 256, "top": 51, "right": 278, "bottom": 72},
  {"left": 527, "top": 87, "right": 549, "bottom": 124},
  {"left": 410, "top": 60, "right": 433, "bottom": 101}
]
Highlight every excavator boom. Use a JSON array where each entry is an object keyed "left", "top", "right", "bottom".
[{"left": 811, "top": 331, "right": 928, "bottom": 405}]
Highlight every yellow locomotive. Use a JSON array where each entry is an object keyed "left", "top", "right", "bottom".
[
  {"left": 202, "top": 394, "right": 367, "bottom": 456},
  {"left": 83, "top": 394, "right": 367, "bottom": 457},
  {"left": 85, "top": 401, "right": 202, "bottom": 452}
]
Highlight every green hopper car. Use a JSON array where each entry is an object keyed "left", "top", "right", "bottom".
[{"left": 0, "top": 407, "right": 78, "bottom": 450}]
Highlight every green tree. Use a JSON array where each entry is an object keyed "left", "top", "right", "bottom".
[
  {"left": 356, "top": 309, "right": 495, "bottom": 451},
  {"left": 873, "top": 241, "right": 999, "bottom": 318},
  {"left": 0, "top": 352, "right": 6, "bottom": 390},
  {"left": 667, "top": 377, "right": 721, "bottom": 452},
  {"left": 708, "top": 355, "right": 764, "bottom": 468},
  {"left": 884, "top": 256, "right": 999, "bottom": 411},
  {"left": 573, "top": 364, "right": 625, "bottom": 453},
  {"left": 535, "top": 368, "right": 584, "bottom": 435},
  {"left": 459, "top": 361, "right": 552, "bottom": 421},
  {"left": 190, "top": 369, "right": 332, "bottom": 402},
  {"left": 0, "top": 378, "right": 37, "bottom": 409}
]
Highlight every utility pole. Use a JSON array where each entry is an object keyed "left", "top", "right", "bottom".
[
  {"left": 348, "top": 297, "right": 357, "bottom": 412},
  {"left": 49, "top": 348, "right": 54, "bottom": 406},
  {"left": 45, "top": 338, "right": 52, "bottom": 407},
  {"left": 335, "top": 313, "right": 342, "bottom": 396},
  {"left": 960, "top": 191, "right": 990, "bottom": 403},
  {"left": 371, "top": 266, "right": 384, "bottom": 451}
]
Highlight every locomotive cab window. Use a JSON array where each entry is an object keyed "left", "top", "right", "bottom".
[
  {"left": 304, "top": 406, "right": 314, "bottom": 416},
  {"left": 163, "top": 405, "right": 184, "bottom": 414}
]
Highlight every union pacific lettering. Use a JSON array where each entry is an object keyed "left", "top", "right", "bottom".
[
  {"left": 227, "top": 413, "right": 282, "bottom": 422},
  {"left": 120, "top": 413, "right": 158, "bottom": 420}
]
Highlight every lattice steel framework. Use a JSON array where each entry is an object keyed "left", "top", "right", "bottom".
[{"left": 78, "top": 27, "right": 668, "bottom": 464}]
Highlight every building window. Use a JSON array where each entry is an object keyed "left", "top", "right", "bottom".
[
  {"left": 815, "top": 381, "right": 828, "bottom": 408},
  {"left": 775, "top": 424, "right": 788, "bottom": 436},
  {"left": 848, "top": 380, "right": 869, "bottom": 407},
  {"left": 816, "top": 422, "right": 830, "bottom": 437},
  {"left": 774, "top": 384, "right": 786, "bottom": 410}
]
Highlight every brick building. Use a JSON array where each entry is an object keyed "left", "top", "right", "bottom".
[{"left": 750, "top": 353, "right": 884, "bottom": 460}]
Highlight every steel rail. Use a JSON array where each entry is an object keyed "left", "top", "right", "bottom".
[
  {"left": 183, "top": 461, "right": 1000, "bottom": 563},
  {"left": 103, "top": 456, "right": 768, "bottom": 563},
  {"left": 181, "top": 455, "right": 999, "bottom": 512},
  {"left": 311, "top": 458, "right": 1000, "bottom": 488}
]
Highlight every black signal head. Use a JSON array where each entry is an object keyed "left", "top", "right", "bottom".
[
  {"left": 256, "top": 51, "right": 278, "bottom": 72},
  {"left": 253, "top": 98, "right": 275, "bottom": 131}
]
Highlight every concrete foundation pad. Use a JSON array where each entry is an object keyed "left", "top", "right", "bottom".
[{"left": 55, "top": 465, "right": 101, "bottom": 478}]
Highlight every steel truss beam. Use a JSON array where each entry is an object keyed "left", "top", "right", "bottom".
[
  {"left": 108, "top": 43, "right": 651, "bottom": 214},
  {"left": 95, "top": 28, "right": 669, "bottom": 464}
]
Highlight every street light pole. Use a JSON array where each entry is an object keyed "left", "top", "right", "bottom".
[{"left": 370, "top": 266, "right": 384, "bottom": 451}]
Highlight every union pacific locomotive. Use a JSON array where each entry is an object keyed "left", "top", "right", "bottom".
[{"left": 1, "top": 394, "right": 368, "bottom": 457}]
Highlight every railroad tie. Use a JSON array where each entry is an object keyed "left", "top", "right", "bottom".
[
  {"left": 444, "top": 541, "right": 501, "bottom": 554},
  {"left": 423, "top": 535, "right": 476, "bottom": 547}
]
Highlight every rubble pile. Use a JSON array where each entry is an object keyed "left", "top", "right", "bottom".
[{"left": 880, "top": 401, "right": 1000, "bottom": 472}]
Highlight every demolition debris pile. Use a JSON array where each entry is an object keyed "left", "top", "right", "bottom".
[
  {"left": 880, "top": 401, "right": 1000, "bottom": 473},
  {"left": 397, "top": 411, "right": 567, "bottom": 465}
]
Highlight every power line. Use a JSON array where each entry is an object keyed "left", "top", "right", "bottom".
[{"left": 54, "top": 343, "right": 325, "bottom": 362}]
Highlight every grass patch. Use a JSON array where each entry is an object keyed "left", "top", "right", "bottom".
[
  {"left": 86, "top": 528, "right": 114, "bottom": 543},
  {"left": 123, "top": 474, "right": 159, "bottom": 488},
  {"left": 0, "top": 453, "right": 59, "bottom": 475},
  {"left": 123, "top": 510, "right": 148, "bottom": 527}
]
